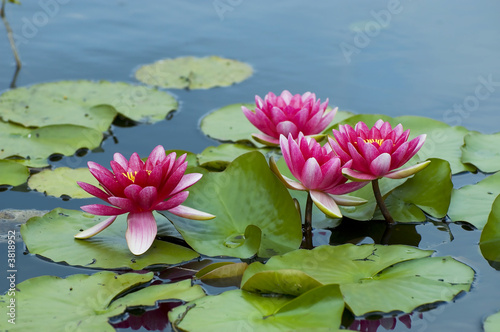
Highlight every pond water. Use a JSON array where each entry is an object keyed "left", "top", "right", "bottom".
[{"left": 1, "top": 1, "right": 500, "bottom": 331}]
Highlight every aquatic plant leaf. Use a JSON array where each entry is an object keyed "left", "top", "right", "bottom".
[
  {"left": 200, "top": 102, "right": 353, "bottom": 145},
  {"left": 484, "top": 310, "right": 500, "bottom": 332},
  {"left": 480, "top": 195, "right": 500, "bottom": 264},
  {"left": 448, "top": 172, "right": 500, "bottom": 229},
  {"left": 198, "top": 143, "right": 271, "bottom": 171},
  {"left": 20, "top": 208, "right": 198, "bottom": 270},
  {"left": 380, "top": 158, "right": 453, "bottom": 222},
  {"left": 0, "top": 80, "right": 177, "bottom": 130},
  {"left": 169, "top": 285, "right": 345, "bottom": 332},
  {"left": 28, "top": 167, "right": 98, "bottom": 199},
  {"left": 241, "top": 244, "right": 474, "bottom": 316},
  {"left": 135, "top": 56, "right": 253, "bottom": 89},
  {"left": 195, "top": 262, "right": 248, "bottom": 287},
  {"left": 327, "top": 114, "right": 474, "bottom": 174},
  {"left": 161, "top": 152, "right": 302, "bottom": 258},
  {"left": 0, "top": 160, "right": 29, "bottom": 186},
  {"left": 0, "top": 121, "right": 102, "bottom": 167},
  {"left": 461, "top": 132, "right": 500, "bottom": 173},
  {"left": 0, "top": 273, "right": 203, "bottom": 332}
]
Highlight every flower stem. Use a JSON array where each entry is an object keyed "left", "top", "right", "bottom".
[
  {"left": 372, "top": 179, "right": 395, "bottom": 225},
  {"left": 302, "top": 192, "right": 313, "bottom": 249}
]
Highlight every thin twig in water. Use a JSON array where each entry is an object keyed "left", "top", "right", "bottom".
[{"left": 1, "top": 0, "right": 22, "bottom": 69}]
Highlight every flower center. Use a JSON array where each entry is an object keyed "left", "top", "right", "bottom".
[
  {"left": 364, "top": 138, "right": 385, "bottom": 146},
  {"left": 122, "top": 170, "right": 152, "bottom": 183}
]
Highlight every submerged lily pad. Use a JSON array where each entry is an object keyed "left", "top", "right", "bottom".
[
  {"left": 448, "top": 172, "right": 500, "bottom": 229},
  {"left": 200, "top": 102, "right": 353, "bottom": 145},
  {"left": 135, "top": 56, "right": 253, "bottom": 89},
  {"left": 241, "top": 244, "right": 474, "bottom": 316},
  {"left": 0, "top": 160, "right": 29, "bottom": 186},
  {"left": 21, "top": 208, "right": 199, "bottom": 270},
  {"left": 28, "top": 167, "right": 99, "bottom": 199},
  {"left": 0, "top": 273, "right": 204, "bottom": 332},
  {"left": 480, "top": 195, "right": 500, "bottom": 263},
  {"left": 198, "top": 143, "right": 271, "bottom": 171},
  {"left": 461, "top": 132, "right": 500, "bottom": 173},
  {"left": 0, "top": 121, "right": 102, "bottom": 167},
  {"left": 326, "top": 114, "right": 474, "bottom": 174},
  {"left": 0, "top": 80, "right": 178, "bottom": 131},
  {"left": 169, "top": 285, "right": 345, "bottom": 332},
  {"left": 161, "top": 152, "right": 302, "bottom": 258},
  {"left": 484, "top": 310, "right": 500, "bottom": 332}
]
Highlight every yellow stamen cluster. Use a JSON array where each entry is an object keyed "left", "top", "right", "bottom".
[
  {"left": 122, "top": 170, "right": 152, "bottom": 183},
  {"left": 364, "top": 138, "right": 385, "bottom": 146}
]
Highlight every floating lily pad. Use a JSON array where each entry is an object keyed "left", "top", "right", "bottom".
[
  {"left": 200, "top": 102, "right": 353, "bottom": 145},
  {"left": 135, "top": 56, "right": 253, "bottom": 89},
  {"left": 28, "top": 167, "right": 99, "bottom": 199},
  {"left": 21, "top": 208, "right": 199, "bottom": 270},
  {"left": 480, "top": 195, "right": 500, "bottom": 264},
  {"left": 195, "top": 262, "right": 248, "bottom": 287},
  {"left": 461, "top": 132, "right": 500, "bottom": 173},
  {"left": 169, "top": 285, "right": 345, "bottom": 332},
  {"left": 0, "top": 121, "right": 102, "bottom": 167},
  {"left": 198, "top": 143, "right": 271, "bottom": 171},
  {"left": 377, "top": 158, "right": 452, "bottom": 222},
  {"left": 448, "top": 172, "right": 500, "bottom": 229},
  {"left": 0, "top": 80, "right": 178, "bottom": 131},
  {"left": 161, "top": 152, "right": 302, "bottom": 258},
  {"left": 0, "top": 273, "right": 204, "bottom": 332},
  {"left": 0, "top": 159, "right": 29, "bottom": 186},
  {"left": 484, "top": 310, "right": 500, "bottom": 332},
  {"left": 241, "top": 244, "right": 474, "bottom": 316},
  {"left": 326, "top": 114, "right": 474, "bottom": 174}
]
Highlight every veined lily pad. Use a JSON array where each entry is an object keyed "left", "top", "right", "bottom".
[
  {"left": 0, "top": 160, "right": 29, "bottom": 186},
  {"left": 0, "top": 121, "right": 102, "bottom": 167},
  {"left": 161, "top": 152, "right": 302, "bottom": 258},
  {"left": 169, "top": 285, "right": 345, "bottom": 332},
  {"left": 461, "top": 132, "right": 500, "bottom": 173},
  {"left": 198, "top": 143, "right": 271, "bottom": 171},
  {"left": 241, "top": 244, "right": 474, "bottom": 316},
  {"left": 0, "top": 80, "right": 178, "bottom": 131},
  {"left": 480, "top": 195, "right": 500, "bottom": 264},
  {"left": 448, "top": 172, "right": 500, "bottom": 229},
  {"left": 326, "top": 114, "right": 474, "bottom": 174},
  {"left": 200, "top": 102, "right": 353, "bottom": 145},
  {"left": 484, "top": 310, "right": 500, "bottom": 332},
  {"left": 28, "top": 167, "right": 99, "bottom": 199},
  {"left": 135, "top": 56, "right": 253, "bottom": 89},
  {"left": 0, "top": 273, "right": 204, "bottom": 332},
  {"left": 20, "top": 208, "right": 199, "bottom": 270}
]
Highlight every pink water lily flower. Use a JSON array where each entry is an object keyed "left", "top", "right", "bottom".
[
  {"left": 329, "top": 120, "right": 430, "bottom": 181},
  {"left": 242, "top": 90, "right": 336, "bottom": 146},
  {"left": 75, "top": 145, "right": 215, "bottom": 255},
  {"left": 270, "top": 133, "right": 367, "bottom": 218}
]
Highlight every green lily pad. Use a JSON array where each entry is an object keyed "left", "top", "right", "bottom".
[
  {"left": 326, "top": 114, "right": 474, "bottom": 174},
  {"left": 0, "top": 121, "right": 102, "bottom": 167},
  {"left": 195, "top": 262, "right": 248, "bottom": 287},
  {"left": 241, "top": 244, "right": 474, "bottom": 316},
  {"left": 448, "top": 172, "right": 500, "bottom": 229},
  {"left": 161, "top": 152, "right": 302, "bottom": 258},
  {"left": 0, "top": 160, "right": 29, "bottom": 186},
  {"left": 198, "top": 143, "right": 271, "bottom": 171},
  {"left": 461, "top": 132, "right": 500, "bottom": 173},
  {"left": 378, "top": 158, "right": 452, "bottom": 222},
  {"left": 0, "top": 80, "right": 178, "bottom": 131},
  {"left": 484, "top": 310, "right": 500, "bottom": 332},
  {"left": 0, "top": 273, "right": 204, "bottom": 332},
  {"left": 21, "top": 208, "right": 199, "bottom": 270},
  {"left": 169, "top": 285, "right": 345, "bottom": 332},
  {"left": 135, "top": 56, "right": 253, "bottom": 89},
  {"left": 200, "top": 102, "right": 353, "bottom": 145},
  {"left": 480, "top": 195, "right": 500, "bottom": 263},
  {"left": 28, "top": 167, "right": 99, "bottom": 199}
]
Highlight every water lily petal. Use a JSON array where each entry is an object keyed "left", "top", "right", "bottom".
[
  {"left": 326, "top": 180, "right": 369, "bottom": 195},
  {"left": 154, "top": 191, "right": 189, "bottom": 210},
  {"left": 113, "top": 153, "right": 129, "bottom": 170},
  {"left": 128, "top": 152, "right": 145, "bottom": 172},
  {"left": 126, "top": 211, "right": 157, "bottom": 255},
  {"left": 146, "top": 145, "right": 166, "bottom": 169},
  {"left": 168, "top": 204, "right": 216, "bottom": 220},
  {"left": 138, "top": 186, "right": 158, "bottom": 210},
  {"left": 342, "top": 168, "right": 378, "bottom": 182},
  {"left": 301, "top": 158, "right": 322, "bottom": 188},
  {"left": 81, "top": 204, "right": 126, "bottom": 216},
  {"left": 77, "top": 182, "right": 110, "bottom": 201},
  {"left": 330, "top": 194, "right": 368, "bottom": 206},
  {"left": 74, "top": 216, "right": 117, "bottom": 239},
  {"left": 369, "top": 153, "right": 392, "bottom": 177},
  {"left": 124, "top": 184, "right": 142, "bottom": 201},
  {"left": 251, "top": 133, "right": 279, "bottom": 146},
  {"left": 277, "top": 121, "right": 299, "bottom": 138},
  {"left": 310, "top": 190, "right": 342, "bottom": 218},
  {"left": 170, "top": 173, "right": 202, "bottom": 197},
  {"left": 108, "top": 197, "right": 136, "bottom": 212},
  {"left": 385, "top": 160, "right": 431, "bottom": 179},
  {"left": 269, "top": 156, "right": 307, "bottom": 191}
]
